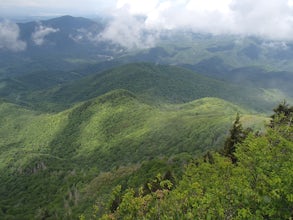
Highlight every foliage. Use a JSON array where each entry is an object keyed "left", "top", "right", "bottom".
[
  {"left": 271, "top": 100, "right": 293, "bottom": 125},
  {"left": 221, "top": 113, "right": 252, "bottom": 163},
  {"left": 34, "top": 63, "right": 284, "bottom": 112},
  {"left": 100, "top": 103, "right": 293, "bottom": 219},
  {"left": 0, "top": 91, "right": 257, "bottom": 219},
  {"left": 1, "top": 63, "right": 286, "bottom": 113}
]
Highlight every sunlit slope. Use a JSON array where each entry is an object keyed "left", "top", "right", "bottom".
[
  {"left": 0, "top": 90, "right": 246, "bottom": 172},
  {"left": 0, "top": 90, "right": 267, "bottom": 218}
]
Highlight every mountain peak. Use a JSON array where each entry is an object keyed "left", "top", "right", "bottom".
[{"left": 43, "top": 15, "right": 98, "bottom": 28}]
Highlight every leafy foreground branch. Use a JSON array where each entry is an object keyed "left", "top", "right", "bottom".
[{"left": 91, "top": 103, "right": 293, "bottom": 220}]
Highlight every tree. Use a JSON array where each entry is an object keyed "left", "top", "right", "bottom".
[
  {"left": 235, "top": 125, "right": 293, "bottom": 218},
  {"left": 89, "top": 103, "right": 293, "bottom": 219},
  {"left": 221, "top": 113, "right": 250, "bottom": 163},
  {"left": 271, "top": 100, "right": 292, "bottom": 118},
  {"left": 270, "top": 101, "right": 293, "bottom": 140}
]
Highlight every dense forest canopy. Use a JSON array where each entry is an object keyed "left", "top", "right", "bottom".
[{"left": 96, "top": 103, "right": 293, "bottom": 219}]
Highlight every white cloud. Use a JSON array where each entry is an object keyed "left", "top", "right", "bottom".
[
  {"left": 99, "top": 0, "right": 235, "bottom": 49},
  {"left": 2, "top": 0, "right": 293, "bottom": 49},
  {"left": 96, "top": 0, "right": 293, "bottom": 49},
  {"left": 0, "top": 0, "right": 117, "bottom": 16},
  {"left": 32, "top": 24, "right": 59, "bottom": 46},
  {"left": 116, "top": 0, "right": 159, "bottom": 14},
  {"left": 186, "top": 0, "right": 232, "bottom": 13},
  {"left": 229, "top": 0, "right": 293, "bottom": 40},
  {"left": 0, "top": 20, "right": 26, "bottom": 52},
  {"left": 98, "top": 9, "right": 158, "bottom": 49}
]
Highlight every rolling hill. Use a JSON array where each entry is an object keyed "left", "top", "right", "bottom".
[
  {"left": 0, "top": 89, "right": 267, "bottom": 219},
  {"left": 183, "top": 57, "right": 293, "bottom": 98},
  {"left": 22, "top": 63, "right": 286, "bottom": 112}
]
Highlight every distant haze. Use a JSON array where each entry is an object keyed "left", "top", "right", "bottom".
[{"left": 1, "top": 0, "right": 293, "bottom": 50}]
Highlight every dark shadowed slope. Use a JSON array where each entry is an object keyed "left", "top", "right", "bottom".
[{"left": 28, "top": 63, "right": 285, "bottom": 112}]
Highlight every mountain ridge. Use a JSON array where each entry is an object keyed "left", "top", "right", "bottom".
[
  {"left": 24, "top": 63, "right": 286, "bottom": 113},
  {"left": 0, "top": 89, "right": 268, "bottom": 218}
]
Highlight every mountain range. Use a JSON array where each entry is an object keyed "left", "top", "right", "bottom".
[{"left": 0, "top": 15, "right": 292, "bottom": 219}]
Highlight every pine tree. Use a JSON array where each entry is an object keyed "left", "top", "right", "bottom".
[
  {"left": 270, "top": 100, "right": 293, "bottom": 128},
  {"left": 222, "top": 113, "right": 250, "bottom": 163},
  {"left": 270, "top": 101, "right": 293, "bottom": 141}
]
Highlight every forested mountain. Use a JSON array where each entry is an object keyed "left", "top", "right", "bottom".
[
  {"left": 0, "top": 90, "right": 267, "bottom": 219},
  {"left": 0, "top": 15, "right": 292, "bottom": 219},
  {"left": 0, "top": 16, "right": 115, "bottom": 78},
  {"left": 39, "top": 63, "right": 278, "bottom": 110},
  {"left": 0, "top": 63, "right": 287, "bottom": 113},
  {"left": 1, "top": 16, "right": 293, "bottom": 98},
  {"left": 98, "top": 103, "right": 293, "bottom": 220}
]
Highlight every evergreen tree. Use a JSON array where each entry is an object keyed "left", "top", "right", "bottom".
[
  {"left": 222, "top": 113, "right": 250, "bottom": 163},
  {"left": 270, "top": 100, "right": 293, "bottom": 128}
]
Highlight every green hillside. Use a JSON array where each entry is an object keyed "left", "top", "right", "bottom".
[
  {"left": 23, "top": 63, "right": 284, "bottom": 113},
  {"left": 123, "top": 36, "right": 293, "bottom": 98},
  {"left": 0, "top": 90, "right": 266, "bottom": 219},
  {"left": 0, "top": 70, "right": 83, "bottom": 106},
  {"left": 99, "top": 102, "right": 293, "bottom": 220}
]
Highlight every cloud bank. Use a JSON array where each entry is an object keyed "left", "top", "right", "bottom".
[
  {"left": 2, "top": 0, "right": 293, "bottom": 50},
  {"left": 99, "top": 0, "right": 293, "bottom": 49},
  {"left": 99, "top": 11, "right": 158, "bottom": 49},
  {"left": 32, "top": 24, "right": 59, "bottom": 46},
  {"left": 0, "top": 20, "right": 26, "bottom": 52}
]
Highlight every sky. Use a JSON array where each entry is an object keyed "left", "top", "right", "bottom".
[{"left": 1, "top": 0, "right": 293, "bottom": 50}]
